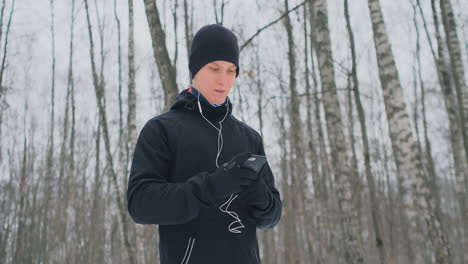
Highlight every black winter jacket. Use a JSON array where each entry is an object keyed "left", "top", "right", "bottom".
[{"left": 127, "top": 89, "right": 282, "bottom": 264}]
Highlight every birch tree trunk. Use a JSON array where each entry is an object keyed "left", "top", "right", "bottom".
[
  {"left": 308, "top": 10, "right": 334, "bottom": 260},
  {"left": 427, "top": 0, "right": 468, "bottom": 192},
  {"left": 367, "top": 0, "right": 452, "bottom": 262},
  {"left": 412, "top": 6, "right": 447, "bottom": 259},
  {"left": 424, "top": 0, "right": 468, "bottom": 260},
  {"left": 344, "top": 0, "right": 388, "bottom": 263},
  {"left": 440, "top": 0, "right": 468, "bottom": 166},
  {"left": 309, "top": 0, "right": 364, "bottom": 262},
  {"left": 143, "top": 0, "right": 178, "bottom": 110}
]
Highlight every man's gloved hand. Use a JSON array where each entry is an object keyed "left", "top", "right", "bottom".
[
  {"left": 242, "top": 173, "right": 271, "bottom": 209},
  {"left": 205, "top": 152, "right": 259, "bottom": 199}
]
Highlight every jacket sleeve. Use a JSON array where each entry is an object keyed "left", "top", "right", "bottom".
[
  {"left": 247, "top": 136, "right": 282, "bottom": 229},
  {"left": 127, "top": 119, "right": 214, "bottom": 225}
]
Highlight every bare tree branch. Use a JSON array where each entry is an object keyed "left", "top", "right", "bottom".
[{"left": 240, "top": 1, "right": 305, "bottom": 52}]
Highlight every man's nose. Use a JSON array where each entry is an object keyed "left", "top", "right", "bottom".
[{"left": 216, "top": 71, "right": 230, "bottom": 84}]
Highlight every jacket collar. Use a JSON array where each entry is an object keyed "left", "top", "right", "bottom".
[{"left": 170, "top": 88, "right": 233, "bottom": 121}]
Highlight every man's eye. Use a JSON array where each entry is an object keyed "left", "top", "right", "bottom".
[{"left": 210, "top": 67, "right": 219, "bottom": 71}]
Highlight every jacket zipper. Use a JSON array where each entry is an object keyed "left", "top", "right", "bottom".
[{"left": 180, "top": 237, "right": 196, "bottom": 264}]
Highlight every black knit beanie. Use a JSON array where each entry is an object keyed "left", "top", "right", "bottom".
[{"left": 189, "top": 24, "right": 240, "bottom": 79}]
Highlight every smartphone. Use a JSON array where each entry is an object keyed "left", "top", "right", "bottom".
[{"left": 241, "top": 154, "right": 267, "bottom": 174}]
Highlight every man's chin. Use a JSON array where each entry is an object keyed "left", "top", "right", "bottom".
[{"left": 212, "top": 96, "right": 227, "bottom": 105}]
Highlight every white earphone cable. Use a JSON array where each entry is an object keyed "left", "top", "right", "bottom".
[{"left": 196, "top": 92, "right": 245, "bottom": 234}]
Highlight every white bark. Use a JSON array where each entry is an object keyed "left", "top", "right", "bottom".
[
  {"left": 309, "top": 0, "right": 364, "bottom": 262},
  {"left": 440, "top": 0, "right": 468, "bottom": 167},
  {"left": 367, "top": 0, "right": 452, "bottom": 262}
]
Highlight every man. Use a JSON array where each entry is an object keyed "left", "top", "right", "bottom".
[{"left": 127, "top": 24, "right": 282, "bottom": 264}]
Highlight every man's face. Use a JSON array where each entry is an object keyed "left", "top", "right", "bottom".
[{"left": 192, "top": 60, "right": 237, "bottom": 105}]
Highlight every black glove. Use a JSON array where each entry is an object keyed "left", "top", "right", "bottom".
[
  {"left": 242, "top": 174, "right": 271, "bottom": 209},
  {"left": 206, "top": 152, "right": 259, "bottom": 200}
]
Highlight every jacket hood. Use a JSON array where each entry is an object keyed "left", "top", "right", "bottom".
[{"left": 170, "top": 88, "right": 233, "bottom": 121}]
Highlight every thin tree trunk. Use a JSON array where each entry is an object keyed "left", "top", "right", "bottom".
[
  {"left": 302, "top": 4, "right": 319, "bottom": 262},
  {"left": 213, "top": 0, "right": 225, "bottom": 25},
  {"left": 253, "top": 40, "right": 275, "bottom": 264},
  {"left": 276, "top": 80, "right": 291, "bottom": 264},
  {"left": 13, "top": 109, "right": 28, "bottom": 264},
  {"left": 412, "top": 5, "right": 446, "bottom": 256},
  {"left": 68, "top": 1, "right": 77, "bottom": 258},
  {"left": 125, "top": 1, "right": 139, "bottom": 262},
  {"left": 41, "top": 1, "right": 56, "bottom": 261},
  {"left": 114, "top": 0, "right": 124, "bottom": 181},
  {"left": 367, "top": 0, "right": 452, "bottom": 262},
  {"left": 29, "top": 157, "right": 37, "bottom": 261},
  {"left": 275, "top": 78, "right": 297, "bottom": 264},
  {"left": 26, "top": 132, "right": 38, "bottom": 263},
  {"left": 55, "top": 1, "right": 76, "bottom": 261},
  {"left": 344, "top": 0, "right": 388, "bottom": 263},
  {"left": 183, "top": 0, "right": 192, "bottom": 64},
  {"left": 0, "top": 167, "right": 10, "bottom": 263},
  {"left": 93, "top": 3, "right": 110, "bottom": 260},
  {"left": 0, "top": 0, "right": 13, "bottom": 103},
  {"left": 309, "top": 0, "right": 364, "bottom": 262},
  {"left": 89, "top": 120, "right": 104, "bottom": 263},
  {"left": 0, "top": 0, "right": 6, "bottom": 42},
  {"left": 4, "top": 153, "right": 17, "bottom": 263},
  {"left": 0, "top": 101, "right": 4, "bottom": 160},
  {"left": 171, "top": 0, "right": 179, "bottom": 77},
  {"left": 77, "top": 146, "right": 88, "bottom": 263},
  {"left": 379, "top": 131, "right": 400, "bottom": 264},
  {"left": 83, "top": 1, "right": 136, "bottom": 263},
  {"left": 283, "top": 0, "right": 310, "bottom": 262},
  {"left": 127, "top": 0, "right": 136, "bottom": 185},
  {"left": 346, "top": 70, "right": 366, "bottom": 258},
  {"left": 143, "top": 0, "right": 178, "bottom": 110}
]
